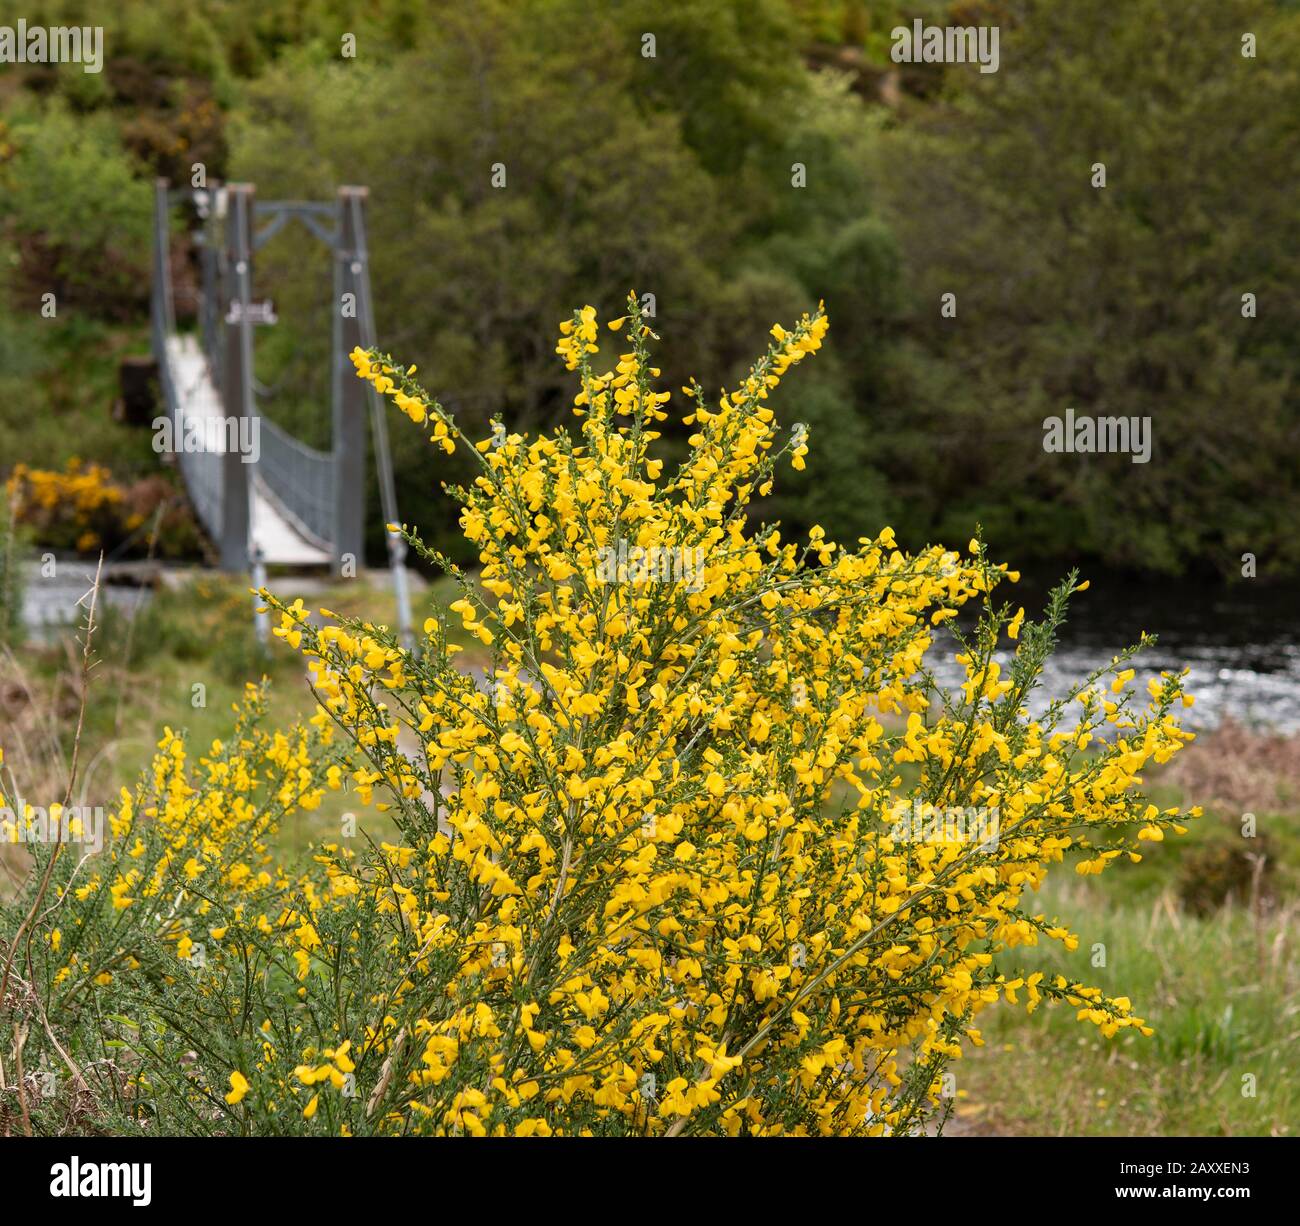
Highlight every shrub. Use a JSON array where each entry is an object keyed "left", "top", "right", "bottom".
[
  {"left": 6, "top": 459, "right": 125, "bottom": 556},
  {"left": 0, "top": 684, "right": 342, "bottom": 1135},
  {"left": 1, "top": 298, "right": 1199, "bottom": 1136},
  {"left": 1176, "top": 830, "right": 1275, "bottom": 917},
  {"left": 5, "top": 460, "right": 200, "bottom": 559}
]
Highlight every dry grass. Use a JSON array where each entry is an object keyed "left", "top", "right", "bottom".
[
  {"left": 1165, "top": 718, "right": 1300, "bottom": 818},
  {"left": 0, "top": 649, "right": 87, "bottom": 901},
  {"left": 0, "top": 562, "right": 100, "bottom": 1134}
]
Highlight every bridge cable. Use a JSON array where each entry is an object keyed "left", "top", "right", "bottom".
[{"left": 347, "top": 191, "right": 415, "bottom": 654}]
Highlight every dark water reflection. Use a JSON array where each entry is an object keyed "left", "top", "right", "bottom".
[{"left": 925, "top": 570, "right": 1300, "bottom": 733}]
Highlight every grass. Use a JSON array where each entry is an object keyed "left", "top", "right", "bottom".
[
  {"left": 1, "top": 566, "right": 476, "bottom": 876},
  {"left": 942, "top": 724, "right": 1300, "bottom": 1137},
  {"left": 948, "top": 876, "right": 1297, "bottom": 1136},
  {"left": 870, "top": 714, "right": 1300, "bottom": 1136},
  {"left": 0, "top": 315, "right": 155, "bottom": 479},
  {"left": 851, "top": 710, "right": 1300, "bottom": 1136}
]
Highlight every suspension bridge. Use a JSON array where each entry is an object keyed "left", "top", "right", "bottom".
[{"left": 149, "top": 179, "right": 412, "bottom": 644}]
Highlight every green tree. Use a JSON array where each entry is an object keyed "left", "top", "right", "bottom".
[
  {"left": 0, "top": 102, "right": 152, "bottom": 319},
  {"left": 231, "top": 0, "right": 836, "bottom": 562},
  {"left": 879, "top": 0, "right": 1300, "bottom": 576}
]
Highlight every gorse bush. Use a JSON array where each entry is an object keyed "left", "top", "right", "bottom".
[
  {"left": 0, "top": 685, "right": 341, "bottom": 1134},
  {"left": 6, "top": 459, "right": 125, "bottom": 556},
  {"left": 1, "top": 298, "right": 1200, "bottom": 1136},
  {"left": 5, "top": 461, "right": 201, "bottom": 560}
]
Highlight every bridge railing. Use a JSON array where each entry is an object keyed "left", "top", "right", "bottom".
[
  {"left": 255, "top": 413, "right": 336, "bottom": 550},
  {"left": 152, "top": 181, "right": 227, "bottom": 550},
  {"left": 175, "top": 390, "right": 226, "bottom": 545}
]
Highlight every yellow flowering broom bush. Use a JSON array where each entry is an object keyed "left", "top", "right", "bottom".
[{"left": 2, "top": 296, "right": 1199, "bottom": 1136}]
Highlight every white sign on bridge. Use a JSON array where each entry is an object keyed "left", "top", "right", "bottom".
[{"left": 225, "top": 299, "right": 278, "bottom": 325}]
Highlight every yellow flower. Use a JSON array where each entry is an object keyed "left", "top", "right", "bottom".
[{"left": 225, "top": 1071, "right": 250, "bottom": 1105}]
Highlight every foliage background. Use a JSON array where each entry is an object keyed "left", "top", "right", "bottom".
[{"left": 2, "top": 0, "right": 1296, "bottom": 577}]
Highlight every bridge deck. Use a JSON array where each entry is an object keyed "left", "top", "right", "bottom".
[{"left": 166, "top": 334, "right": 332, "bottom": 566}]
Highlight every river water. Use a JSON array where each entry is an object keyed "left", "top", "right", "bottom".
[
  {"left": 924, "top": 570, "right": 1300, "bottom": 734},
  {"left": 20, "top": 558, "right": 154, "bottom": 636}
]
